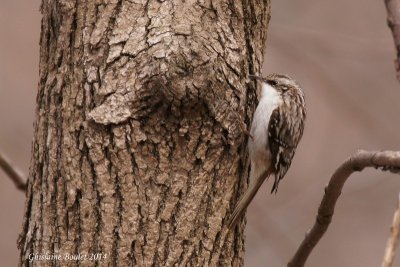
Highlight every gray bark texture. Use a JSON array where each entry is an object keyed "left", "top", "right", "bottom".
[{"left": 18, "top": 0, "right": 271, "bottom": 266}]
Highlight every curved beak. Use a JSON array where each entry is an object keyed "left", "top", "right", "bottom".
[{"left": 248, "top": 74, "right": 264, "bottom": 82}]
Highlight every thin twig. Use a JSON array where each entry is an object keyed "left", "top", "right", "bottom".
[
  {"left": 288, "top": 150, "right": 400, "bottom": 267},
  {"left": 381, "top": 193, "right": 400, "bottom": 267},
  {"left": 0, "top": 151, "right": 26, "bottom": 192},
  {"left": 384, "top": 0, "right": 400, "bottom": 82}
]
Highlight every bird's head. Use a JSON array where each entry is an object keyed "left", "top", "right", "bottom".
[{"left": 249, "top": 73, "right": 303, "bottom": 96}]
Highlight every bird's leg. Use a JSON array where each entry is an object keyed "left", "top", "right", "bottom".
[{"left": 239, "top": 121, "right": 253, "bottom": 140}]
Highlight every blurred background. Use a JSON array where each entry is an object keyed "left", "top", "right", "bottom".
[{"left": 1, "top": 0, "right": 400, "bottom": 266}]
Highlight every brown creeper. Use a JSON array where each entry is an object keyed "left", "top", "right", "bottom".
[{"left": 228, "top": 73, "right": 306, "bottom": 229}]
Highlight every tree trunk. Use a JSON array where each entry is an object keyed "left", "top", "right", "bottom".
[{"left": 18, "top": 0, "right": 270, "bottom": 266}]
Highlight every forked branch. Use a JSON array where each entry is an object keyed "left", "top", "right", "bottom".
[
  {"left": 0, "top": 151, "right": 26, "bottom": 192},
  {"left": 288, "top": 150, "right": 400, "bottom": 267}
]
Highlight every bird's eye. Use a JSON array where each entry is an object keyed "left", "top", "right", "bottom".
[{"left": 267, "top": 80, "right": 277, "bottom": 86}]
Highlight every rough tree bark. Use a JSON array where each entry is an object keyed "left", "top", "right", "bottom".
[{"left": 18, "top": 0, "right": 270, "bottom": 266}]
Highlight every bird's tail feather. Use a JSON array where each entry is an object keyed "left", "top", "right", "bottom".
[
  {"left": 228, "top": 169, "right": 271, "bottom": 229},
  {"left": 271, "top": 175, "right": 280, "bottom": 194}
]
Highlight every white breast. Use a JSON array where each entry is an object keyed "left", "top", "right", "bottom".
[{"left": 248, "top": 83, "right": 282, "bottom": 179}]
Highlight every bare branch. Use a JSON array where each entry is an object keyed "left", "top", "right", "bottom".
[
  {"left": 0, "top": 151, "right": 26, "bottom": 192},
  {"left": 382, "top": 193, "right": 400, "bottom": 267},
  {"left": 288, "top": 150, "right": 400, "bottom": 267},
  {"left": 384, "top": 0, "right": 400, "bottom": 82}
]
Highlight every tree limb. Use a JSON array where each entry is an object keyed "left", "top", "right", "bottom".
[
  {"left": 384, "top": 0, "right": 400, "bottom": 82},
  {"left": 288, "top": 150, "right": 400, "bottom": 267},
  {"left": 0, "top": 151, "right": 26, "bottom": 192},
  {"left": 381, "top": 193, "right": 400, "bottom": 267}
]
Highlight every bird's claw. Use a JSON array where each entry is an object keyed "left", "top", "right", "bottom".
[{"left": 239, "top": 122, "right": 253, "bottom": 140}]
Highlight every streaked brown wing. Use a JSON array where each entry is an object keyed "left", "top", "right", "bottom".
[{"left": 268, "top": 105, "right": 305, "bottom": 193}]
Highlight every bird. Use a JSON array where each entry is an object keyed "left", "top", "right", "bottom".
[{"left": 228, "top": 73, "right": 306, "bottom": 229}]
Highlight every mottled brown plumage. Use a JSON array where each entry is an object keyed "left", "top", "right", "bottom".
[{"left": 228, "top": 74, "right": 306, "bottom": 229}]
